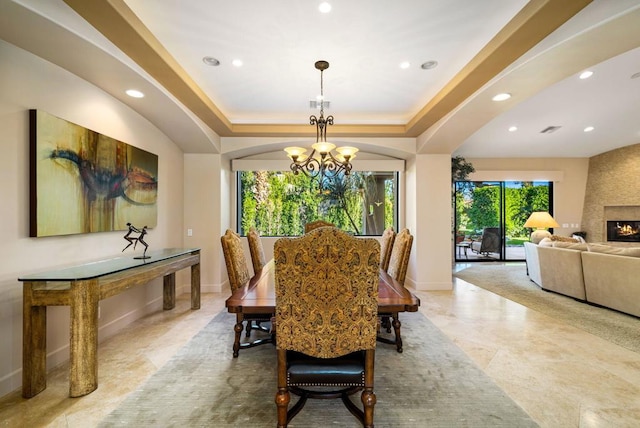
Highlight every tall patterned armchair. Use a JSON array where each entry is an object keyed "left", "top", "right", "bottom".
[
  {"left": 379, "top": 227, "right": 396, "bottom": 272},
  {"left": 274, "top": 227, "right": 380, "bottom": 428},
  {"left": 220, "top": 229, "right": 273, "bottom": 357},
  {"left": 247, "top": 227, "right": 266, "bottom": 274},
  {"left": 304, "top": 220, "right": 335, "bottom": 233},
  {"left": 379, "top": 228, "right": 413, "bottom": 353}
]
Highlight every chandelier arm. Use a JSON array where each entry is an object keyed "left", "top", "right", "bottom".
[{"left": 283, "top": 60, "right": 355, "bottom": 191}]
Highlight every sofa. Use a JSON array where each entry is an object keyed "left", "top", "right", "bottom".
[{"left": 524, "top": 239, "right": 640, "bottom": 318}]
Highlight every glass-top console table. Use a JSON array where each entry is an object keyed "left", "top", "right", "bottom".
[{"left": 18, "top": 248, "right": 201, "bottom": 398}]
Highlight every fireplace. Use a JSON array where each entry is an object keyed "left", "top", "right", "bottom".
[{"left": 607, "top": 220, "right": 640, "bottom": 242}]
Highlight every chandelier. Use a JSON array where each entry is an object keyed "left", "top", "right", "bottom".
[{"left": 284, "top": 60, "right": 358, "bottom": 189}]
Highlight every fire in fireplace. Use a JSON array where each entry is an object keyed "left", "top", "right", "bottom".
[{"left": 607, "top": 220, "right": 640, "bottom": 242}]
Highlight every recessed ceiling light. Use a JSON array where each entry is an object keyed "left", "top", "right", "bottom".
[
  {"left": 125, "top": 89, "right": 144, "bottom": 98},
  {"left": 508, "top": 126, "right": 518, "bottom": 132},
  {"left": 492, "top": 93, "right": 511, "bottom": 101},
  {"left": 319, "top": 2, "right": 331, "bottom": 13},
  {"left": 399, "top": 61, "right": 410, "bottom": 69},
  {"left": 584, "top": 126, "right": 594, "bottom": 132},
  {"left": 202, "top": 56, "right": 220, "bottom": 66},
  {"left": 579, "top": 70, "right": 593, "bottom": 79},
  {"left": 232, "top": 59, "right": 243, "bottom": 67},
  {"left": 420, "top": 61, "right": 438, "bottom": 70}
]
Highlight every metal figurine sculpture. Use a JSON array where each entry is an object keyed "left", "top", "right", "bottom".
[{"left": 122, "top": 223, "right": 150, "bottom": 259}]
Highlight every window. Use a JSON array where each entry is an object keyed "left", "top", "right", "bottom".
[
  {"left": 238, "top": 171, "right": 397, "bottom": 236},
  {"left": 454, "top": 180, "right": 553, "bottom": 261}
]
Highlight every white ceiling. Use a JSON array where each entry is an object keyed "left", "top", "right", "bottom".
[
  {"left": 123, "top": 0, "right": 529, "bottom": 125},
  {"left": 2, "top": 0, "right": 640, "bottom": 159}
]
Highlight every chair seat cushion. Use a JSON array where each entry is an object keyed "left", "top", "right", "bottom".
[{"left": 286, "top": 350, "right": 365, "bottom": 386}]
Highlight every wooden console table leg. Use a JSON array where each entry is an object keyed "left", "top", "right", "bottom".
[
  {"left": 163, "top": 273, "right": 176, "bottom": 310},
  {"left": 191, "top": 262, "right": 201, "bottom": 310},
  {"left": 69, "top": 279, "right": 99, "bottom": 397},
  {"left": 22, "top": 282, "right": 47, "bottom": 398}
]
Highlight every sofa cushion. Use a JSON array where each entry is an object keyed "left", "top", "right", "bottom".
[
  {"left": 552, "top": 241, "right": 588, "bottom": 251},
  {"left": 587, "top": 243, "right": 640, "bottom": 258},
  {"left": 537, "top": 245, "right": 586, "bottom": 300}
]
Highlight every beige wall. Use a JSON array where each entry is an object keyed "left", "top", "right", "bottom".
[
  {"left": 0, "top": 41, "right": 188, "bottom": 396},
  {"left": 467, "top": 158, "right": 590, "bottom": 237},
  {"left": 582, "top": 143, "right": 640, "bottom": 242}
]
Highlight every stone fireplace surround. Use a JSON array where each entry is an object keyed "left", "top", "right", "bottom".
[{"left": 581, "top": 143, "right": 640, "bottom": 244}]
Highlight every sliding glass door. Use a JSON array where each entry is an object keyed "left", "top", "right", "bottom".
[{"left": 454, "top": 181, "right": 553, "bottom": 262}]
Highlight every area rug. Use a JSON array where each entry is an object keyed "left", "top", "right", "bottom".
[
  {"left": 454, "top": 264, "right": 640, "bottom": 354},
  {"left": 99, "top": 311, "right": 537, "bottom": 427}
]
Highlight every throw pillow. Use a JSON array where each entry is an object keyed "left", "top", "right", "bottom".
[
  {"left": 538, "top": 237, "right": 553, "bottom": 247},
  {"left": 550, "top": 235, "right": 579, "bottom": 243},
  {"left": 571, "top": 234, "right": 586, "bottom": 243}
]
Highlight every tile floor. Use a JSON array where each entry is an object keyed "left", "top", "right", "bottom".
[{"left": 1, "top": 263, "right": 639, "bottom": 427}]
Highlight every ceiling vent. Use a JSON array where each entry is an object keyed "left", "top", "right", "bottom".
[
  {"left": 540, "top": 126, "right": 562, "bottom": 134},
  {"left": 309, "top": 100, "right": 330, "bottom": 109}
]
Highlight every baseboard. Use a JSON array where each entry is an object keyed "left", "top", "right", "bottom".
[{"left": 408, "top": 277, "right": 453, "bottom": 291}]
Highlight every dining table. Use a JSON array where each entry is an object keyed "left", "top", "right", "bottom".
[{"left": 225, "top": 259, "right": 421, "bottom": 356}]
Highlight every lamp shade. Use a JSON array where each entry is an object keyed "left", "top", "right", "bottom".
[
  {"left": 524, "top": 211, "right": 559, "bottom": 244},
  {"left": 523, "top": 212, "right": 559, "bottom": 229}
]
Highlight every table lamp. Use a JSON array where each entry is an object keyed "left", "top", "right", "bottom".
[{"left": 524, "top": 211, "right": 559, "bottom": 244}]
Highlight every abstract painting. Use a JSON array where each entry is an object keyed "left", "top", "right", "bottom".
[{"left": 29, "top": 110, "right": 158, "bottom": 237}]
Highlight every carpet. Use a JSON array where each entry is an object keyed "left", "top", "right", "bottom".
[
  {"left": 99, "top": 311, "right": 537, "bottom": 427},
  {"left": 454, "top": 264, "right": 640, "bottom": 354}
]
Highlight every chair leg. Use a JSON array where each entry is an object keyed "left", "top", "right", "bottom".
[
  {"left": 275, "top": 387, "right": 290, "bottom": 428},
  {"left": 361, "top": 387, "right": 376, "bottom": 428},
  {"left": 381, "top": 315, "right": 391, "bottom": 333},
  {"left": 245, "top": 320, "right": 252, "bottom": 337}
]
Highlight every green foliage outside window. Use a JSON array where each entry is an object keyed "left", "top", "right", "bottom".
[
  {"left": 455, "top": 181, "right": 551, "bottom": 240},
  {"left": 239, "top": 171, "right": 397, "bottom": 236}
]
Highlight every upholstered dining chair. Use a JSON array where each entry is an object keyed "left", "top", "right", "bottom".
[
  {"left": 379, "top": 227, "right": 396, "bottom": 272},
  {"left": 220, "top": 229, "right": 250, "bottom": 293},
  {"left": 378, "top": 228, "right": 413, "bottom": 353},
  {"left": 220, "top": 229, "right": 273, "bottom": 357},
  {"left": 244, "top": 227, "right": 270, "bottom": 337},
  {"left": 304, "top": 219, "right": 335, "bottom": 233},
  {"left": 247, "top": 227, "right": 266, "bottom": 275},
  {"left": 386, "top": 228, "right": 413, "bottom": 285},
  {"left": 274, "top": 227, "right": 380, "bottom": 428}
]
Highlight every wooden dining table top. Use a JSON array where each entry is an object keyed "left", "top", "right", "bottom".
[{"left": 225, "top": 259, "right": 421, "bottom": 314}]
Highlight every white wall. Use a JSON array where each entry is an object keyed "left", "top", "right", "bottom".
[
  {"left": 184, "top": 154, "right": 225, "bottom": 292},
  {"left": 0, "top": 40, "right": 186, "bottom": 397},
  {"left": 405, "top": 155, "right": 453, "bottom": 291}
]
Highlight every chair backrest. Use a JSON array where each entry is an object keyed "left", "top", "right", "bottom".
[
  {"left": 220, "top": 229, "right": 251, "bottom": 293},
  {"left": 379, "top": 227, "right": 396, "bottom": 272},
  {"left": 274, "top": 227, "right": 380, "bottom": 358},
  {"left": 480, "top": 227, "right": 501, "bottom": 253},
  {"left": 387, "top": 228, "right": 413, "bottom": 285},
  {"left": 246, "top": 227, "right": 266, "bottom": 274},
  {"left": 304, "top": 220, "right": 335, "bottom": 233}
]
